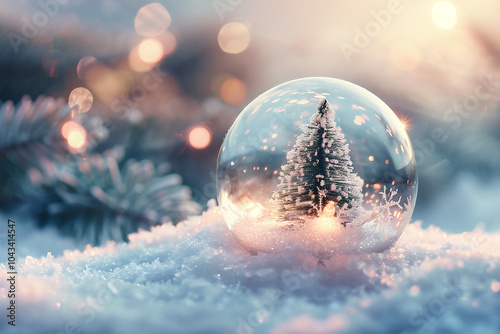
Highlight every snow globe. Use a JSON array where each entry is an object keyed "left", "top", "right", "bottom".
[{"left": 217, "top": 77, "right": 417, "bottom": 255}]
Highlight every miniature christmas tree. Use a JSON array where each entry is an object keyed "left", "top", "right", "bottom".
[{"left": 272, "top": 98, "right": 363, "bottom": 226}]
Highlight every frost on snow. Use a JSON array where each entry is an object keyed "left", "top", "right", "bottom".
[{"left": 1, "top": 207, "right": 499, "bottom": 334}]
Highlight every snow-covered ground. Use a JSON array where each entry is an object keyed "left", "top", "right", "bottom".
[{"left": 1, "top": 205, "right": 499, "bottom": 334}]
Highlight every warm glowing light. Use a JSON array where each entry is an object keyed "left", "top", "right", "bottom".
[
  {"left": 322, "top": 202, "right": 336, "bottom": 217},
  {"left": 129, "top": 46, "right": 152, "bottom": 72},
  {"left": 138, "top": 38, "right": 164, "bottom": 64},
  {"left": 391, "top": 41, "right": 421, "bottom": 72},
  {"left": 133, "top": 32, "right": 177, "bottom": 69},
  {"left": 188, "top": 126, "right": 212, "bottom": 150},
  {"left": 218, "top": 22, "right": 251, "bottom": 54},
  {"left": 373, "top": 183, "right": 382, "bottom": 190},
  {"left": 316, "top": 202, "right": 341, "bottom": 232},
  {"left": 238, "top": 195, "right": 264, "bottom": 218},
  {"left": 432, "top": 1, "right": 457, "bottom": 29},
  {"left": 135, "top": 3, "right": 171, "bottom": 37},
  {"left": 219, "top": 77, "right": 248, "bottom": 105},
  {"left": 248, "top": 203, "right": 264, "bottom": 218},
  {"left": 368, "top": 156, "right": 374, "bottom": 161},
  {"left": 62, "top": 119, "right": 87, "bottom": 150},
  {"left": 61, "top": 121, "right": 84, "bottom": 139},
  {"left": 399, "top": 116, "right": 411, "bottom": 130},
  {"left": 492, "top": 281, "right": 500, "bottom": 293},
  {"left": 67, "top": 127, "right": 87, "bottom": 149},
  {"left": 68, "top": 87, "right": 93, "bottom": 114}
]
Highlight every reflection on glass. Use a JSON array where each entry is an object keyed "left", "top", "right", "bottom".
[{"left": 217, "top": 77, "right": 417, "bottom": 255}]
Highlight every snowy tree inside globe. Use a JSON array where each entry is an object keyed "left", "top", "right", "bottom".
[{"left": 217, "top": 77, "right": 417, "bottom": 255}]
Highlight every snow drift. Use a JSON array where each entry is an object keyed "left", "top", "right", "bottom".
[{"left": 1, "top": 206, "right": 499, "bottom": 334}]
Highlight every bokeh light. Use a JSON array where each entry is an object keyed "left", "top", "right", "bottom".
[
  {"left": 61, "top": 120, "right": 87, "bottom": 149},
  {"left": 188, "top": 126, "right": 212, "bottom": 150},
  {"left": 129, "top": 33, "right": 176, "bottom": 72},
  {"left": 61, "top": 120, "right": 83, "bottom": 139},
  {"left": 76, "top": 56, "right": 98, "bottom": 80},
  {"left": 432, "top": 1, "right": 457, "bottom": 29},
  {"left": 138, "top": 38, "right": 164, "bottom": 64},
  {"left": 129, "top": 46, "right": 153, "bottom": 72},
  {"left": 68, "top": 87, "right": 93, "bottom": 114},
  {"left": 135, "top": 3, "right": 171, "bottom": 37},
  {"left": 219, "top": 77, "right": 248, "bottom": 105},
  {"left": 218, "top": 22, "right": 251, "bottom": 54},
  {"left": 78, "top": 58, "right": 131, "bottom": 101},
  {"left": 161, "top": 31, "right": 177, "bottom": 57},
  {"left": 390, "top": 41, "right": 421, "bottom": 72},
  {"left": 211, "top": 74, "right": 232, "bottom": 96},
  {"left": 67, "top": 128, "right": 87, "bottom": 149},
  {"left": 85, "top": 66, "right": 131, "bottom": 103}
]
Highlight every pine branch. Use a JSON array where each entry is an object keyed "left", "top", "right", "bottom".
[
  {"left": 0, "top": 96, "right": 108, "bottom": 208},
  {"left": 30, "top": 152, "right": 202, "bottom": 245},
  {"left": 0, "top": 96, "right": 70, "bottom": 206},
  {"left": 1, "top": 95, "right": 197, "bottom": 245}
]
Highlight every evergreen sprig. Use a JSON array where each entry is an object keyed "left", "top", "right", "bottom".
[
  {"left": 1, "top": 95, "right": 201, "bottom": 246},
  {"left": 32, "top": 151, "right": 201, "bottom": 245},
  {"left": 0, "top": 96, "right": 71, "bottom": 206},
  {"left": 0, "top": 95, "right": 108, "bottom": 207}
]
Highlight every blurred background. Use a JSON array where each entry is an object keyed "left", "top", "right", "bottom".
[{"left": 1, "top": 0, "right": 499, "bottom": 251}]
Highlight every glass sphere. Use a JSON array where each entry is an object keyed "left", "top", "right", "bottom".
[{"left": 217, "top": 77, "right": 417, "bottom": 255}]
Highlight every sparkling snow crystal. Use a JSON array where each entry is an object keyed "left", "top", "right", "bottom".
[{"left": 1, "top": 207, "right": 499, "bottom": 334}]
